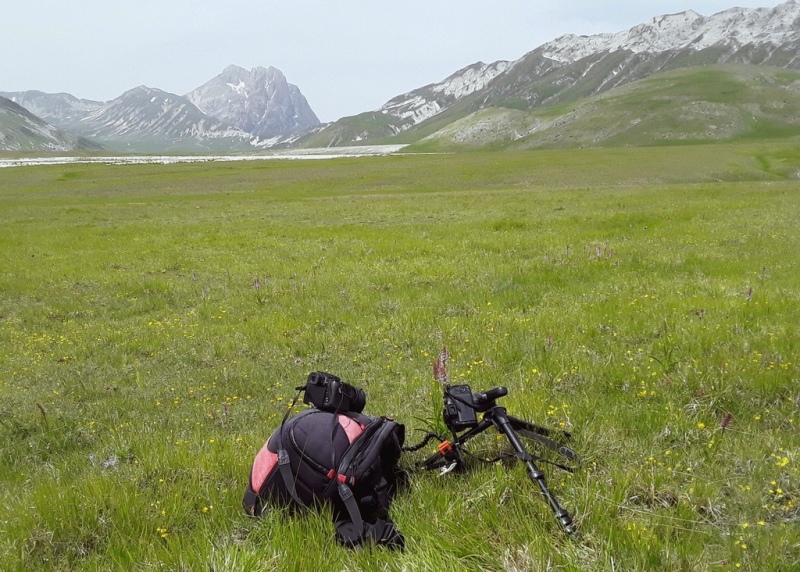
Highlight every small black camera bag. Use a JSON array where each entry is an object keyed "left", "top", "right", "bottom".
[{"left": 243, "top": 407, "right": 406, "bottom": 549}]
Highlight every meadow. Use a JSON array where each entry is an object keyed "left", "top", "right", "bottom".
[{"left": 0, "top": 143, "right": 798, "bottom": 571}]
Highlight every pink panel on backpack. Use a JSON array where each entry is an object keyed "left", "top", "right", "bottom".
[
  {"left": 251, "top": 441, "right": 278, "bottom": 491},
  {"left": 337, "top": 415, "right": 365, "bottom": 444}
]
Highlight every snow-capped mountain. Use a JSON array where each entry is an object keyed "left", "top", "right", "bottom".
[
  {"left": 541, "top": 0, "right": 800, "bottom": 63},
  {"left": 486, "top": 0, "right": 800, "bottom": 112},
  {"left": 0, "top": 95, "right": 103, "bottom": 152},
  {"left": 186, "top": 65, "right": 319, "bottom": 137},
  {"left": 311, "top": 0, "right": 800, "bottom": 147},
  {"left": 69, "top": 86, "right": 256, "bottom": 151}
]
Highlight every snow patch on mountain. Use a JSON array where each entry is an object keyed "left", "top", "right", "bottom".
[
  {"left": 431, "top": 61, "right": 512, "bottom": 98},
  {"left": 378, "top": 60, "right": 511, "bottom": 127},
  {"left": 227, "top": 81, "right": 247, "bottom": 96}
]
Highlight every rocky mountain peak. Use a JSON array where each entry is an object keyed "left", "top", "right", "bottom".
[{"left": 186, "top": 65, "right": 319, "bottom": 137}]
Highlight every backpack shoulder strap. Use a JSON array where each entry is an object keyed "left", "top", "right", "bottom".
[
  {"left": 277, "top": 448, "right": 303, "bottom": 504},
  {"left": 332, "top": 416, "right": 404, "bottom": 540},
  {"left": 336, "top": 481, "right": 365, "bottom": 536},
  {"left": 275, "top": 408, "right": 313, "bottom": 507},
  {"left": 331, "top": 417, "right": 388, "bottom": 530},
  {"left": 337, "top": 417, "right": 392, "bottom": 480}
]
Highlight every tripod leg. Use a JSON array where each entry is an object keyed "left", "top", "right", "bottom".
[
  {"left": 419, "top": 419, "right": 493, "bottom": 471},
  {"left": 490, "top": 408, "right": 576, "bottom": 535}
]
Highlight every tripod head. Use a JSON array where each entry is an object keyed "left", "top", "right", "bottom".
[{"left": 473, "top": 386, "right": 509, "bottom": 409}]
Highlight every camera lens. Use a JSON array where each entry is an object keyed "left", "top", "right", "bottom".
[{"left": 350, "top": 387, "right": 366, "bottom": 413}]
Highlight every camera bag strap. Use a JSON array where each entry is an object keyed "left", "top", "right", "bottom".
[
  {"left": 275, "top": 387, "right": 307, "bottom": 507},
  {"left": 513, "top": 427, "right": 581, "bottom": 473}
]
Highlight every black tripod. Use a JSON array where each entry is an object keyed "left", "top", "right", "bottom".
[{"left": 420, "top": 385, "right": 578, "bottom": 535}]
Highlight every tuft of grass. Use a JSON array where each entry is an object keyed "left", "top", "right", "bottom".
[{"left": 1, "top": 142, "right": 798, "bottom": 571}]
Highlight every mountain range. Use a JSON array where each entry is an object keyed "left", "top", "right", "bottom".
[
  {"left": 1, "top": 65, "right": 319, "bottom": 152},
  {"left": 307, "top": 0, "right": 800, "bottom": 148},
  {"left": 2, "top": 0, "right": 800, "bottom": 153}
]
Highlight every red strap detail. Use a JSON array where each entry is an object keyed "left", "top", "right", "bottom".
[{"left": 328, "top": 470, "right": 354, "bottom": 486}]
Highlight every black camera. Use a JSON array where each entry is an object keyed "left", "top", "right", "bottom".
[
  {"left": 303, "top": 371, "right": 366, "bottom": 413},
  {"left": 443, "top": 384, "right": 508, "bottom": 432},
  {"left": 443, "top": 384, "right": 478, "bottom": 431}
]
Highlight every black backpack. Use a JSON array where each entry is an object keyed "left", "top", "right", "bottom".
[{"left": 243, "top": 407, "right": 406, "bottom": 549}]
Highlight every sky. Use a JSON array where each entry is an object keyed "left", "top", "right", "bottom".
[{"left": 1, "top": 1, "right": 780, "bottom": 123}]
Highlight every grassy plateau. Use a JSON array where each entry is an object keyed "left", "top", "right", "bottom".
[{"left": 0, "top": 142, "right": 798, "bottom": 571}]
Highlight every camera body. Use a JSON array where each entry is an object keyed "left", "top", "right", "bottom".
[
  {"left": 303, "top": 371, "right": 366, "bottom": 413},
  {"left": 443, "top": 384, "right": 479, "bottom": 431},
  {"left": 443, "top": 384, "right": 509, "bottom": 432}
]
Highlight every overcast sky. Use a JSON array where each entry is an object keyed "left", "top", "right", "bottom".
[{"left": 1, "top": 1, "right": 778, "bottom": 122}]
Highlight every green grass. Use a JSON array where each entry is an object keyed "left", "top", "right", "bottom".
[{"left": 1, "top": 142, "right": 798, "bottom": 571}]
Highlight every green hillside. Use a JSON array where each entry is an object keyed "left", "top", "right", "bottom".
[
  {"left": 300, "top": 111, "right": 406, "bottom": 147},
  {"left": 407, "top": 65, "right": 800, "bottom": 151}
]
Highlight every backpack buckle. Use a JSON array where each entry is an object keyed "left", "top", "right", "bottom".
[{"left": 338, "top": 482, "right": 354, "bottom": 501}]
